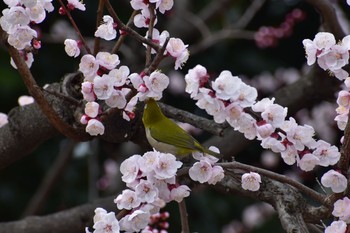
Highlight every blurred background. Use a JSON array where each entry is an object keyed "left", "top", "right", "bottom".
[{"left": 0, "top": 0, "right": 348, "bottom": 232}]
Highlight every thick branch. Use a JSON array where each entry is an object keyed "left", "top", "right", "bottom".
[
  {"left": 215, "top": 173, "right": 328, "bottom": 233},
  {"left": 0, "top": 196, "right": 116, "bottom": 233}
]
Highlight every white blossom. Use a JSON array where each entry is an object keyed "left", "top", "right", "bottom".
[
  {"left": 85, "top": 119, "right": 105, "bottom": 136},
  {"left": 95, "top": 15, "right": 117, "bottom": 41},
  {"left": 321, "top": 170, "right": 347, "bottom": 193},
  {"left": 241, "top": 172, "right": 261, "bottom": 191}
]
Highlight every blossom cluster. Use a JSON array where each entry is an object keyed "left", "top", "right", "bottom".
[
  {"left": 303, "top": 32, "right": 350, "bottom": 80},
  {"left": 85, "top": 208, "right": 120, "bottom": 233},
  {"left": 78, "top": 51, "right": 170, "bottom": 135},
  {"left": 189, "top": 148, "right": 225, "bottom": 185},
  {"left": 255, "top": 8, "right": 305, "bottom": 48},
  {"left": 115, "top": 150, "right": 187, "bottom": 232},
  {"left": 0, "top": 0, "right": 54, "bottom": 68},
  {"left": 185, "top": 64, "right": 343, "bottom": 182},
  {"left": 87, "top": 148, "right": 223, "bottom": 233}
]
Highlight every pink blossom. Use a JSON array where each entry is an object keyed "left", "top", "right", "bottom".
[
  {"left": 85, "top": 119, "right": 105, "bottom": 136},
  {"left": 298, "top": 153, "right": 319, "bottom": 172},
  {"left": 312, "top": 140, "right": 340, "bottom": 166},
  {"left": 18, "top": 95, "right": 34, "bottom": 106},
  {"left": 114, "top": 189, "right": 141, "bottom": 210},
  {"left": 325, "top": 220, "right": 347, "bottom": 233},
  {"left": 321, "top": 170, "right": 347, "bottom": 193},
  {"left": 189, "top": 160, "right": 213, "bottom": 183},
  {"left": 96, "top": 52, "right": 120, "bottom": 70},
  {"left": 84, "top": 102, "right": 99, "bottom": 118},
  {"left": 79, "top": 55, "right": 99, "bottom": 81},
  {"left": 109, "top": 66, "right": 130, "bottom": 87},
  {"left": 64, "top": 39, "right": 80, "bottom": 57},
  {"left": 170, "top": 185, "right": 190, "bottom": 202},
  {"left": 332, "top": 197, "right": 350, "bottom": 223},
  {"left": 241, "top": 172, "right": 261, "bottom": 191},
  {"left": 120, "top": 154, "right": 141, "bottom": 183},
  {"left": 95, "top": 15, "right": 117, "bottom": 41},
  {"left": 212, "top": 71, "right": 241, "bottom": 100},
  {"left": 154, "top": 153, "right": 182, "bottom": 179},
  {"left": 135, "top": 180, "right": 158, "bottom": 203},
  {"left": 87, "top": 208, "right": 120, "bottom": 233},
  {"left": 93, "top": 74, "right": 114, "bottom": 100},
  {"left": 67, "top": 0, "right": 86, "bottom": 11}
]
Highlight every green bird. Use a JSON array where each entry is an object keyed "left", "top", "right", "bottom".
[{"left": 142, "top": 98, "right": 222, "bottom": 158}]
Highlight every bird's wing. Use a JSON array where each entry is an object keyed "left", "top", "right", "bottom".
[{"left": 149, "top": 119, "right": 201, "bottom": 151}]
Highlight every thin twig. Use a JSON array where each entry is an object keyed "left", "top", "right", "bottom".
[
  {"left": 144, "top": 37, "right": 169, "bottom": 75},
  {"left": 220, "top": 161, "right": 327, "bottom": 205},
  {"left": 93, "top": 0, "right": 105, "bottom": 56},
  {"left": 56, "top": 0, "right": 92, "bottom": 54},
  {"left": 103, "top": 0, "right": 160, "bottom": 52},
  {"left": 111, "top": 10, "right": 138, "bottom": 54},
  {"left": 178, "top": 199, "right": 190, "bottom": 233}
]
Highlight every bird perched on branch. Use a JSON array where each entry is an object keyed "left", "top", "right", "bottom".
[{"left": 142, "top": 98, "right": 222, "bottom": 158}]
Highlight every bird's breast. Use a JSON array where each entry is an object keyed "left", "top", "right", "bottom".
[{"left": 145, "top": 127, "right": 179, "bottom": 155}]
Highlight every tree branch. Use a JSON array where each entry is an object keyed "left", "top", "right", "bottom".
[{"left": 0, "top": 196, "right": 116, "bottom": 233}]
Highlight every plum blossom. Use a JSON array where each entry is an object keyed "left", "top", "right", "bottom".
[
  {"left": 120, "top": 210, "right": 150, "bottom": 232},
  {"left": 79, "top": 55, "right": 99, "bottom": 81},
  {"left": 67, "top": 0, "right": 86, "bottom": 11},
  {"left": 95, "top": 15, "right": 117, "bottom": 41},
  {"left": 298, "top": 153, "right": 319, "bottom": 172},
  {"left": 135, "top": 180, "right": 158, "bottom": 203},
  {"left": 332, "top": 197, "right": 350, "bottom": 223},
  {"left": 154, "top": 153, "right": 182, "bottom": 179},
  {"left": 134, "top": 8, "right": 157, "bottom": 28},
  {"left": 18, "top": 95, "right": 34, "bottom": 106},
  {"left": 185, "top": 65, "right": 208, "bottom": 98},
  {"left": 105, "top": 88, "right": 129, "bottom": 109},
  {"left": 166, "top": 38, "right": 189, "bottom": 70},
  {"left": 312, "top": 140, "right": 340, "bottom": 166},
  {"left": 189, "top": 160, "right": 213, "bottom": 183},
  {"left": 96, "top": 52, "right": 120, "bottom": 70},
  {"left": 212, "top": 71, "right": 241, "bottom": 100},
  {"left": 321, "top": 170, "right": 347, "bottom": 193},
  {"left": 241, "top": 172, "right": 261, "bottom": 191},
  {"left": 109, "top": 66, "right": 130, "bottom": 87},
  {"left": 26, "top": 3, "right": 46, "bottom": 23},
  {"left": 144, "top": 71, "right": 170, "bottom": 94},
  {"left": 64, "top": 39, "right": 80, "bottom": 57},
  {"left": 138, "top": 151, "right": 159, "bottom": 173},
  {"left": 324, "top": 220, "right": 347, "bottom": 233},
  {"left": 170, "top": 185, "right": 190, "bottom": 202},
  {"left": 7, "top": 25, "right": 37, "bottom": 50},
  {"left": 81, "top": 81, "right": 96, "bottom": 102},
  {"left": 84, "top": 102, "right": 99, "bottom": 118},
  {"left": 130, "top": 0, "right": 148, "bottom": 10},
  {"left": 93, "top": 74, "right": 114, "bottom": 100},
  {"left": 120, "top": 154, "right": 141, "bottom": 184},
  {"left": 85, "top": 119, "right": 105, "bottom": 136},
  {"left": 144, "top": 29, "right": 169, "bottom": 54},
  {"left": 303, "top": 32, "right": 350, "bottom": 80},
  {"left": 207, "top": 165, "right": 225, "bottom": 185},
  {"left": 114, "top": 189, "right": 141, "bottom": 210},
  {"left": 85, "top": 208, "right": 120, "bottom": 233}
]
